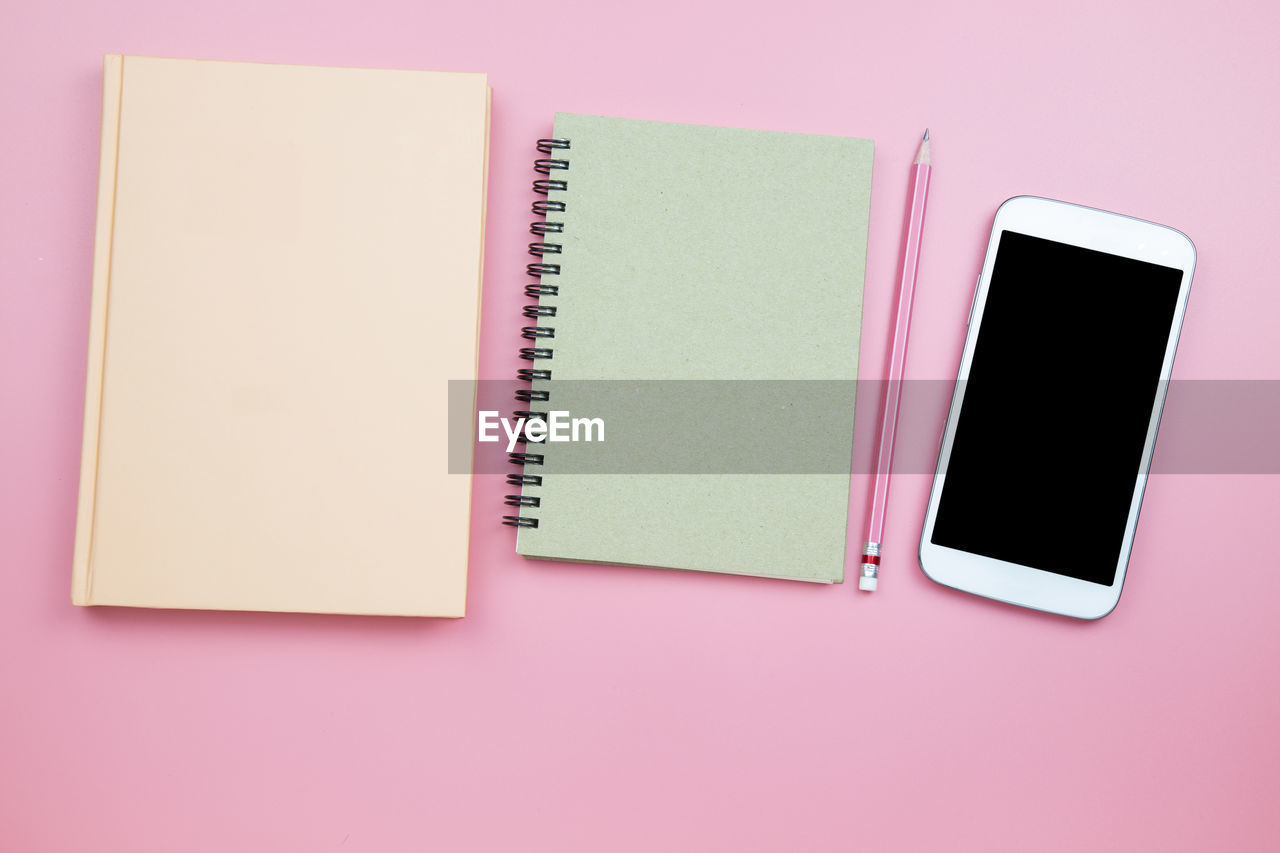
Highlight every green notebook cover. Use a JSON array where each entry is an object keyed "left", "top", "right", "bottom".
[{"left": 515, "top": 113, "right": 874, "bottom": 582}]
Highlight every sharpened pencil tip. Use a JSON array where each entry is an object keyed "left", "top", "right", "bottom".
[{"left": 914, "top": 130, "right": 932, "bottom": 165}]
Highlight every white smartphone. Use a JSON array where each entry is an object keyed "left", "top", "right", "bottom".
[{"left": 919, "top": 196, "right": 1195, "bottom": 619}]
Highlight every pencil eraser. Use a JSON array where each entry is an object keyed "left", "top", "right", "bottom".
[{"left": 859, "top": 575, "right": 877, "bottom": 592}]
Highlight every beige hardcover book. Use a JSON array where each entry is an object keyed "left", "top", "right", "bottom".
[{"left": 73, "top": 55, "right": 490, "bottom": 616}]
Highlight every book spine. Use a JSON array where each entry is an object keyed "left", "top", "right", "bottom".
[
  {"left": 502, "top": 138, "right": 571, "bottom": 530},
  {"left": 72, "top": 54, "right": 125, "bottom": 605}
]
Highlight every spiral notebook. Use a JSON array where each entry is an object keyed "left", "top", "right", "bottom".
[
  {"left": 505, "top": 114, "right": 874, "bottom": 582},
  {"left": 73, "top": 56, "right": 489, "bottom": 616}
]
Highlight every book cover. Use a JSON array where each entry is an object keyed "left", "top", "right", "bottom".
[
  {"left": 73, "top": 56, "right": 490, "bottom": 616},
  {"left": 512, "top": 114, "right": 873, "bottom": 582}
]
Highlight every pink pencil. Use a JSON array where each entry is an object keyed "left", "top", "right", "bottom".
[{"left": 859, "top": 129, "right": 932, "bottom": 592}]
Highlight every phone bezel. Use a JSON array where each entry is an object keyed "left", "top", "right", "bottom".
[{"left": 918, "top": 196, "right": 1196, "bottom": 619}]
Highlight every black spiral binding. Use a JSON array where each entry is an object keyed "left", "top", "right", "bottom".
[{"left": 503, "top": 138, "right": 570, "bottom": 529}]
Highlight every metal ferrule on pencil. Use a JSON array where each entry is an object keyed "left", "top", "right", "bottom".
[{"left": 859, "top": 541, "right": 881, "bottom": 590}]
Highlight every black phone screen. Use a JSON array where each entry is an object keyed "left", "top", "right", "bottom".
[{"left": 930, "top": 230, "right": 1183, "bottom": 586}]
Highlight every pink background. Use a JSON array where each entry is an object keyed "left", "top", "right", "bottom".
[{"left": 3, "top": 1, "right": 1278, "bottom": 850}]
